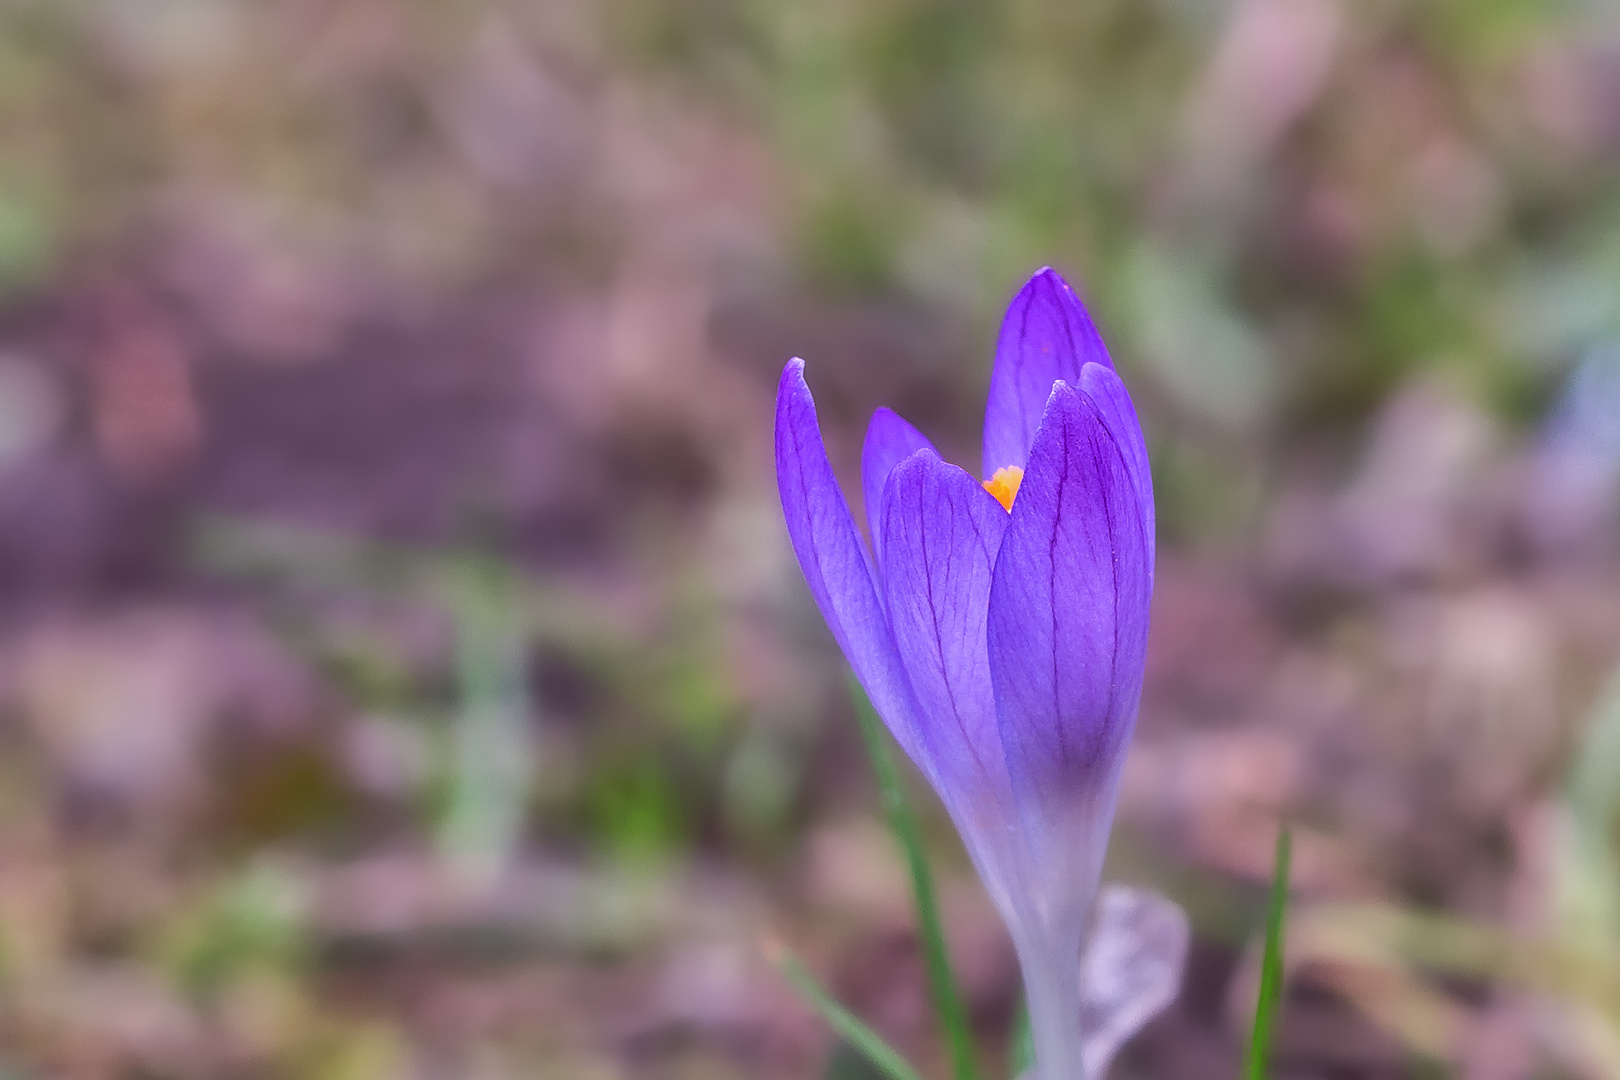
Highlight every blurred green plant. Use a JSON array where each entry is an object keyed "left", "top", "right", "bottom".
[
  {"left": 772, "top": 940, "right": 927, "bottom": 1080},
  {"left": 1009, "top": 1000, "right": 1033, "bottom": 1077},
  {"left": 436, "top": 555, "right": 537, "bottom": 888},
  {"left": 1244, "top": 824, "right": 1293, "bottom": 1080},
  {"left": 766, "top": 682, "right": 981, "bottom": 1080},
  {"left": 851, "top": 683, "right": 979, "bottom": 1080},
  {"left": 155, "top": 858, "right": 311, "bottom": 1002},
  {"left": 825, "top": 1041, "right": 905, "bottom": 1080},
  {"left": 192, "top": 516, "right": 751, "bottom": 869}
]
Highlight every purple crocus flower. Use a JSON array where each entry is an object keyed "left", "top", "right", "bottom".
[{"left": 776, "top": 267, "right": 1153, "bottom": 1080}]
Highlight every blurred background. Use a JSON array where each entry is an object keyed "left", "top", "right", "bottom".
[{"left": 1, "top": 0, "right": 1619, "bottom": 1077}]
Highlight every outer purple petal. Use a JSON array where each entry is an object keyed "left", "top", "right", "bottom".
[
  {"left": 861, "top": 407, "right": 937, "bottom": 562},
  {"left": 982, "top": 267, "right": 1113, "bottom": 478},
  {"left": 1079, "top": 362, "right": 1154, "bottom": 565},
  {"left": 775, "top": 359, "right": 926, "bottom": 765},
  {"left": 878, "top": 449, "right": 1013, "bottom": 816},
  {"left": 986, "top": 380, "right": 1153, "bottom": 880}
]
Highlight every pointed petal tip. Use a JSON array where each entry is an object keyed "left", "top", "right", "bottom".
[
  {"left": 983, "top": 268, "right": 1114, "bottom": 476},
  {"left": 1019, "top": 264, "right": 1079, "bottom": 296},
  {"left": 776, "top": 360, "right": 810, "bottom": 417},
  {"left": 1038, "top": 373, "right": 1140, "bottom": 477},
  {"left": 885, "top": 442, "right": 948, "bottom": 483},
  {"left": 861, "top": 407, "right": 940, "bottom": 559},
  {"left": 772, "top": 352, "right": 934, "bottom": 772}
]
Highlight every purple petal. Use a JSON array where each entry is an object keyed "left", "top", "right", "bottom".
[
  {"left": 1079, "top": 362, "right": 1154, "bottom": 567},
  {"left": 986, "top": 379, "right": 1153, "bottom": 875},
  {"left": 982, "top": 267, "right": 1113, "bottom": 479},
  {"left": 775, "top": 359, "right": 926, "bottom": 765},
  {"left": 878, "top": 449, "right": 1014, "bottom": 820},
  {"left": 861, "top": 407, "right": 937, "bottom": 561}
]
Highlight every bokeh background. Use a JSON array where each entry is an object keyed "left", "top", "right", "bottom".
[{"left": 1, "top": 0, "right": 1620, "bottom": 1077}]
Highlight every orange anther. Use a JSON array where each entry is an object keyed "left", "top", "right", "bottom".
[{"left": 983, "top": 466, "right": 1024, "bottom": 512}]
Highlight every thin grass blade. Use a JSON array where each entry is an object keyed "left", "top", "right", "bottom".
[
  {"left": 770, "top": 942, "right": 929, "bottom": 1080},
  {"left": 1244, "top": 822, "right": 1292, "bottom": 1080},
  {"left": 851, "top": 682, "right": 981, "bottom": 1080},
  {"left": 823, "top": 1042, "right": 892, "bottom": 1080}
]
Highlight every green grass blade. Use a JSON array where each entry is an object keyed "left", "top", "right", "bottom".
[
  {"left": 438, "top": 556, "right": 536, "bottom": 889},
  {"left": 771, "top": 943, "right": 929, "bottom": 1080},
  {"left": 823, "top": 1042, "right": 892, "bottom": 1080},
  {"left": 1244, "top": 822, "right": 1292, "bottom": 1080},
  {"left": 851, "top": 683, "right": 981, "bottom": 1080},
  {"left": 1009, "top": 995, "right": 1033, "bottom": 1078}
]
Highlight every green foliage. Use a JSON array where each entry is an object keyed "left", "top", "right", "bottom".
[
  {"left": 156, "top": 861, "right": 311, "bottom": 1001},
  {"left": 1244, "top": 823, "right": 1293, "bottom": 1080},
  {"left": 437, "top": 557, "right": 537, "bottom": 885},
  {"left": 773, "top": 944, "right": 928, "bottom": 1080},
  {"left": 773, "top": 684, "right": 985, "bottom": 1080},
  {"left": 851, "top": 684, "right": 981, "bottom": 1080},
  {"left": 801, "top": 190, "right": 909, "bottom": 297},
  {"left": 823, "top": 1042, "right": 894, "bottom": 1080},
  {"left": 584, "top": 753, "right": 689, "bottom": 860},
  {"left": 1009, "top": 997, "right": 1034, "bottom": 1078}
]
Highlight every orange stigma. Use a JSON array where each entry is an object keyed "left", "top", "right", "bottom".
[{"left": 983, "top": 465, "right": 1024, "bottom": 512}]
